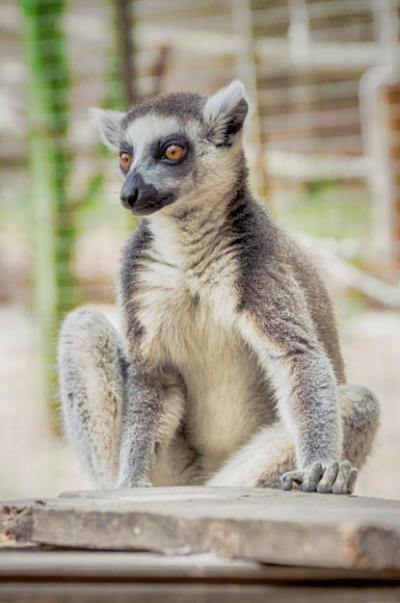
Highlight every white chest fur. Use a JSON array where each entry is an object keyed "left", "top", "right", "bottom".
[{"left": 135, "top": 251, "right": 272, "bottom": 468}]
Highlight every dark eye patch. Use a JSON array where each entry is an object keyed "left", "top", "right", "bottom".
[
  {"left": 151, "top": 134, "right": 191, "bottom": 163},
  {"left": 119, "top": 140, "right": 133, "bottom": 156},
  {"left": 118, "top": 141, "right": 133, "bottom": 175}
]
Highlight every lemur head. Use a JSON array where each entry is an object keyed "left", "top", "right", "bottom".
[{"left": 90, "top": 81, "right": 248, "bottom": 216}]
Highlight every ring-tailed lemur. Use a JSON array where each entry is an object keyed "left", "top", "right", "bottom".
[{"left": 58, "top": 81, "right": 380, "bottom": 494}]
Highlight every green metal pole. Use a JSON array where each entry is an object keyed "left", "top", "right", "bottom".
[{"left": 19, "top": 0, "right": 78, "bottom": 427}]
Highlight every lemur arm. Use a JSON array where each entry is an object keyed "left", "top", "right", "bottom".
[
  {"left": 118, "top": 360, "right": 186, "bottom": 488},
  {"left": 117, "top": 366, "right": 163, "bottom": 487},
  {"left": 236, "top": 270, "right": 342, "bottom": 476},
  {"left": 117, "top": 226, "right": 168, "bottom": 488}
]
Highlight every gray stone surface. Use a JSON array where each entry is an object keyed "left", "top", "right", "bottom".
[{"left": 1, "top": 487, "right": 400, "bottom": 571}]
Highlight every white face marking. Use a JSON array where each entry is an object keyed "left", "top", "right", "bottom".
[
  {"left": 122, "top": 114, "right": 201, "bottom": 201},
  {"left": 125, "top": 115, "right": 181, "bottom": 170}
]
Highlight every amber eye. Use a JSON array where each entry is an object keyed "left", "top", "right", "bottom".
[
  {"left": 119, "top": 152, "right": 132, "bottom": 171},
  {"left": 163, "top": 144, "right": 185, "bottom": 162}
]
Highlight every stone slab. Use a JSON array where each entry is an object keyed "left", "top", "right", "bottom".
[{"left": 1, "top": 487, "right": 400, "bottom": 571}]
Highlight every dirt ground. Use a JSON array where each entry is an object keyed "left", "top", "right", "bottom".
[{"left": 0, "top": 303, "right": 399, "bottom": 501}]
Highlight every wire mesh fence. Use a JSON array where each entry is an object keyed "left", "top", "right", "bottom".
[{"left": 1, "top": 0, "right": 399, "bottom": 500}]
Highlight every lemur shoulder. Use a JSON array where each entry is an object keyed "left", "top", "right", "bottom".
[{"left": 58, "top": 81, "right": 379, "bottom": 494}]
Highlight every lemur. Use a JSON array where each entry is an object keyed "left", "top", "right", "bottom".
[{"left": 58, "top": 81, "right": 380, "bottom": 494}]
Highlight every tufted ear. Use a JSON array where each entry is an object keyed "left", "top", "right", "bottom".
[
  {"left": 203, "top": 80, "right": 248, "bottom": 146},
  {"left": 89, "top": 108, "right": 125, "bottom": 151}
]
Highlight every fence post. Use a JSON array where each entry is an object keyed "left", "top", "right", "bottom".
[
  {"left": 231, "top": 0, "right": 266, "bottom": 200},
  {"left": 115, "top": 0, "right": 136, "bottom": 107},
  {"left": 19, "top": 0, "right": 78, "bottom": 428},
  {"left": 360, "top": 68, "right": 400, "bottom": 268},
  {"left": 384, "top": 80, "right": 400, "bottom": 266}
]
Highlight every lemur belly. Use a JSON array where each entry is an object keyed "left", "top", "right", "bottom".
[
  {"left": 179, "top": 319, "right": 270, "bottom": 470},
  {"left": 148, "top": 287, "right": 274, "bottom": 470}
]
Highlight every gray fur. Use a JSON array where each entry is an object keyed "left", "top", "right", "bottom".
[
  {"left": 89, "top": 108, "right": 124, "bottom": 151},
  {"left": 59, "top": 81, "right": 380, "bottom": 494},
  {"left": 58, "top": 308, "right": 125, "bottom": 487}
]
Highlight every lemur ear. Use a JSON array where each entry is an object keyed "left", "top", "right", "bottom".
[
  {"left": 89, "top": 108, "right": 125, "bottom": 151},
  {"left": 203, "top": 80, "right": 248, "bottom": 146}
]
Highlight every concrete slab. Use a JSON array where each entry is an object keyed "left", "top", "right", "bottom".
[{"left": 1, "top": 487, "right": 400, "bottom": 571}]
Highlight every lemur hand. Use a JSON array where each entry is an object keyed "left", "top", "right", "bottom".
[{"left": 281, "top": 460, "right": 358, "bottom": 494}]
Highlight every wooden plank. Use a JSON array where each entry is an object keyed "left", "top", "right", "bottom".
[
  {"left": 1, "top": 487, "right": 400, "bottom": 571},
  {"left": 0, "top": 550, "right": 399, "bottom": 583},
  {"left": 1, "top": 582, "right": 400, "bottom": 603}
]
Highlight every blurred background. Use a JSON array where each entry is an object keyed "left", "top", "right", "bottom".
[{"left": 1, "top": 0, "right": 399, "bottom": 500}]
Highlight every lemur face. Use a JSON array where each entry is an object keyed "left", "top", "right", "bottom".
[{"left": 90, "top": 81, "right": 248, "bottom": 216}]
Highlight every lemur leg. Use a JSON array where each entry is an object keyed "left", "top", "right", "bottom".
[
  {"left": 207, "top": 384, "right": 379, "bottom": 494},
  {"left": 58, "top": 308, "right": 126, "bottom": 488},
  {"left": 207, "top": 422, "right": 293, "bottom": 489},
  {"left": 59, "top": 307, "right": 194, "bottom": 488}
]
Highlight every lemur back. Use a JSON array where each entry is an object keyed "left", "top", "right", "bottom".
[{"left": 58, "top": 81, "right": 379, "bottom": 494}]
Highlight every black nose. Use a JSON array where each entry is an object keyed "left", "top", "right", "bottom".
[{"left": 121, "top": 188, "right": 139, "bottom": 209}]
